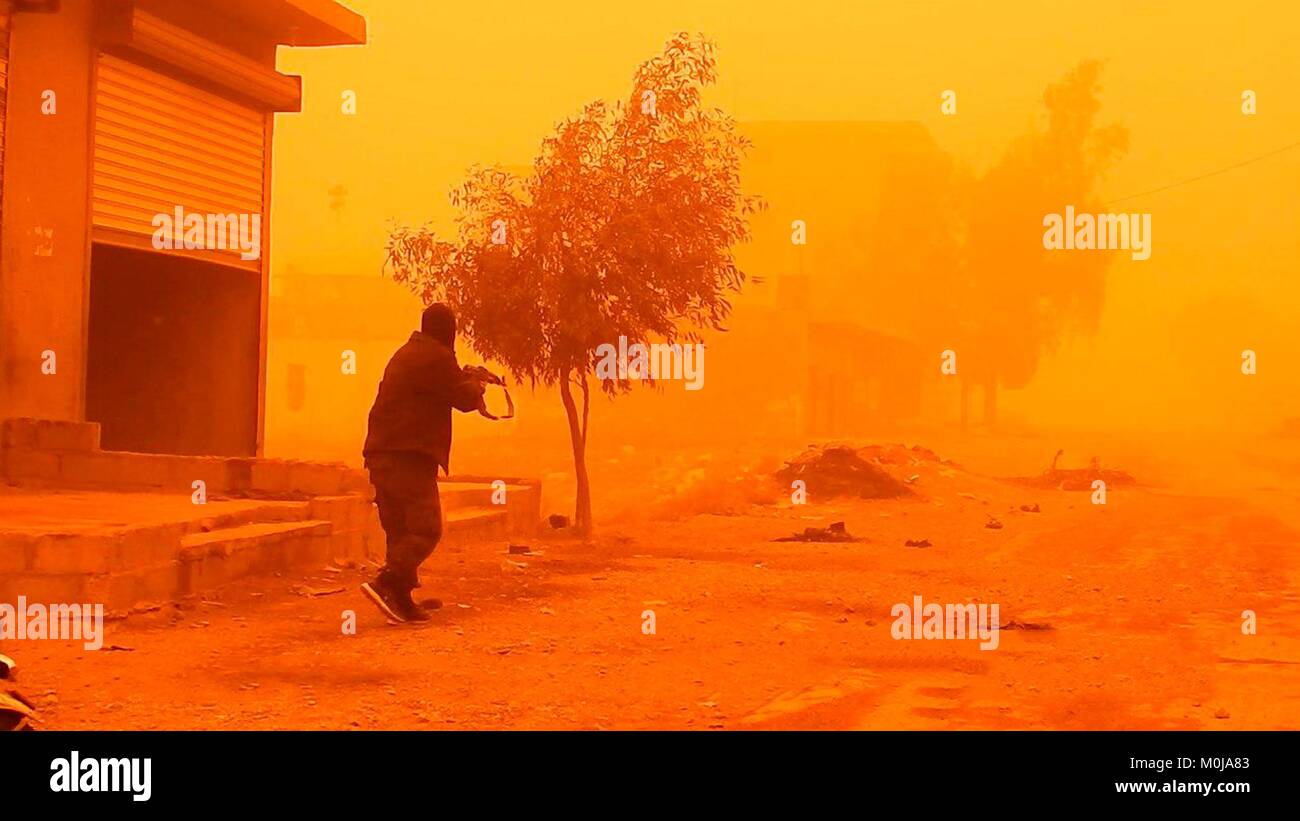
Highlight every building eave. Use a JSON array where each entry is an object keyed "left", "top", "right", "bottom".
[{"left": 194, "top": 0, "right": 366, "bottom": 47}]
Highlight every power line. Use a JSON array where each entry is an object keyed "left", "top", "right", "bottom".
[{"left": 1106, "top": 137, "right": 1300, "bottom": 205}]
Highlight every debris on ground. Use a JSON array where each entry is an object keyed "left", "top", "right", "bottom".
[
  {"left": 985, "top": 518, "right": 1004, "bottom": 530},
  {"left": 419, "top": 598, "right": 443, "bottom": 611},
  {"left": 0, "top": 690, "right": 35, "bottom": 731},
  {"left": 0, "top": 659, "right": 35, "bottom": 731},
  {"left": 508, "top": 544, "right": 532, "bottom": 555},
  {"left": 904, "top": 538, "right": 932, "bottom": 548},
  {"left": 1014, "top": 452, "right": 1136, "bottom": 491},
  {"left": 774, "top": 521, "right": 861, "bottom": 543},
  {"left": 775, "top": 444, "right": 919, "bottom": 499},
  {"left": 547, "top": 514, "right": 569, "bottom": 529},
  {"left": 999, "top": 620, "right": 1054, "bottom": 631},
  {"left": 297, "top": 585, "right": 345, "bottom": 598},
  {"left": 1020, "top": 503, "right": 1041, "bottom": 513}
]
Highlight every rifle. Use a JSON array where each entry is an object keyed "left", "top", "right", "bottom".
[{"left": 462, "top": 365, "right": 515, "bottom": 420}]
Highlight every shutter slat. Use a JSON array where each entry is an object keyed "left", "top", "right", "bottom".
[
  {"left": 93, "top": 154, "right": 262, "bottom": 209},
  {"left": 92, "top": 53, "right": 265, "bottom": 263}
]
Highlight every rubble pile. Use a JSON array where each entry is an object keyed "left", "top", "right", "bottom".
[
  {"left": 1015, "top": 453, "right": 1136, "bottom": 491},
  {"left": 775, "top": 443, "right": 933, "bottom": 500}
]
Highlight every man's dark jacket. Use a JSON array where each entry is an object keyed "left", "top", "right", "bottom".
[{"left": 363, "top": 331, "right": 483, "bottom": 473}]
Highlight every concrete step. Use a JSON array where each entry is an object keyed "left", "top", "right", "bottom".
[
  {"left": 102, "top": 519, "right": 334, "bottom": 612},
  {"left": 111, "top": 509, "right": 504, "bottom": 608},
  {"left": 175, "top": 520, "right": 333, "bottom": 598},
  {"left": 0, "top": 499, "right": 315, "bottom": 577},
  {"left": 438, "top": 481, "right": 528, "bottom": 509},
  {"left": 0, "top": 475, "right": 538, "bottom": 612},
  {"left": 180, "top": 500, "right": 311, "bottom": 534},
  {"left": 443, "top": 506, "right": 509, "bottom": 546},
  {"left": 0, "top": 519, "right": 334, "bottom": 613},
  {"left": 179, "top": 519, "right": 332, "bottom": 561},
  {"left": 440, "top": 480, "right": 540, "bottom": 535}
]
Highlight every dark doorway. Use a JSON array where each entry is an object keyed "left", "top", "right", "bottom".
[{"left": 86, "top": 244, "right": 261, "bottom": 456}]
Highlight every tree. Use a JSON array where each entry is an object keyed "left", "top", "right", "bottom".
[
  {"left": 801, "top": 62, "right": 1125, "bottom": 428},
  {"left": 384, "top": 33, "right": 762, "bottom": 535},
  {"left": 955, "top": 60, "right": 1129, "bottom": 423}
]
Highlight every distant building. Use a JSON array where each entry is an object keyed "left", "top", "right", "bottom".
[
  {"left": 265, "top": 271, "right": 423, "bottom": 461},
  {"left": 0, "top": 0, "right": 365, "bottom": 456},
  {"left": 712, "top": 121, "right": 961, "bottom": 438},
  {"left": 806, "top": 321, "right": 925, "bottom": 436}
]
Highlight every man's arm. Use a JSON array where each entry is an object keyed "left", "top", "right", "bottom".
[
  {"left": 429, "top": 352, "right": 485, "bottom": 412},
  {"left": 450, "top": 372, "right": 487, "bottom": 413}
]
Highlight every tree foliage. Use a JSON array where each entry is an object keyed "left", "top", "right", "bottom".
[
  {"left": 957, "top": 60, "right": 1129, "bottom": 393},
  {"left": 385, "top": 33, "right": 762, "bottom": 531}
]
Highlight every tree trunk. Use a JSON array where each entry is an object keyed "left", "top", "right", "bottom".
[
  {"left": 558, "top": 370, "right": 593, "bottom": 536},
  {"left": 983, "top": 375, "right": 998, "bottom": 426}
]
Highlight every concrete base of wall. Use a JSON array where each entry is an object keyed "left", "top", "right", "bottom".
[{"left": 0, "top": 417, "right": 541, "bottom": 612}]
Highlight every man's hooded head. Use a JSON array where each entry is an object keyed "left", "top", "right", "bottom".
[{"left": 421, "top": 303, "right": 456, "bottom": 347}]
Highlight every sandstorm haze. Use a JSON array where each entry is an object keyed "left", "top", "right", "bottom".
[
  {"left": 265, "top": 0, "right": 1300, "bottom": 511},
  {"left": 6, "top": 0, "right": 1300, "bottom": 740}
]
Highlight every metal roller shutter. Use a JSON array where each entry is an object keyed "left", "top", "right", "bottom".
[{"left": 92, "top": 52, "right": 266, "bottom": 271}]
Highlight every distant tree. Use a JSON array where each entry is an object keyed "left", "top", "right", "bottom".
[
  {"left": 384, "top": 33, "right": 762, "bottom": 534},
  {"left": 956, "top": 60, "right": 1128, "bottom": 423},
  {"left": 797, "top": 62, "right": 1126, "bottom": 428}
]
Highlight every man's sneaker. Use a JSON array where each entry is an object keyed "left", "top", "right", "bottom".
[
  {"left": 361, "top": 580, "right": 410, "bottom": 624},
  {"left": 393, "top": 592, "right": 431, "bottom": 622}
]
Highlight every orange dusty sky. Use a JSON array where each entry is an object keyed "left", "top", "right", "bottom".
[{"left": 268, "top": 0, "right": 1300, "bottom": 437}]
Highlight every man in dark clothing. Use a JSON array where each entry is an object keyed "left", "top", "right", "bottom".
[{"left": 360, "top": 303, "right": 485, "bottom": 623}]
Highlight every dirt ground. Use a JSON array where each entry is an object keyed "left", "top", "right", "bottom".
[{"left": 12, "top": 452, "right": 1300, "bottom": 730}]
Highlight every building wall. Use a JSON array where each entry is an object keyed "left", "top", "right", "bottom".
[
  {"left": 264, "top": 272, "right": 422, "bottom": 463},
  {"left": 0, "top": 0, "right": 97, "bottom": 421}
]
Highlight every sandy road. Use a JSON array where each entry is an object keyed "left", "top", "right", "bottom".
[{"left": 12, "top": 469, "right": 1300, "bottom": 730}]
